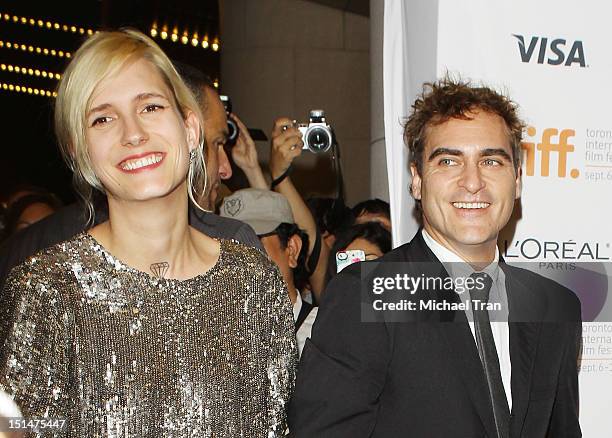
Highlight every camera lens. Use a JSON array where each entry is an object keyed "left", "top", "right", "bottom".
[
  {"left": 306, "top": 127, "right": 331, "bottom": 153},
  {"left": 227, "top": 119, "right": 239, "bottom": 145}
]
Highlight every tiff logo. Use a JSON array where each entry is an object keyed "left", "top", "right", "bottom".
[
  {"left": 512, "top": 34, "right": 586, "bottom": 67},
  {"left": 521, "top": 127, "right": 579, "bottom": 178}
]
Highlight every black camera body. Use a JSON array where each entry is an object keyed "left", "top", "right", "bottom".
[
  {"left": 219, "top": 95, "right": 267, "bottom": 144},
  {"left": 219, "top": 95, "right": 239, "bottom": 144}
]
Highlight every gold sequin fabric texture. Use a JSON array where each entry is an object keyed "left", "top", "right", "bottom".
[{"left": 0, "top": 233, "right": 297, "bottom": 437}]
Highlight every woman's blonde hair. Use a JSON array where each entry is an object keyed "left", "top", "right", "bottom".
[{"left": 54, "top": 28, "right": 206, "bottom": 224}]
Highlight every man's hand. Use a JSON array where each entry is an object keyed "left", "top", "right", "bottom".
[
  {"left": 228, "top": 113, "right": 268, "bottom": 190},
  {"left": 230, "top": 114, "right": 260, "bottom": 172},
  {"left": 270, "top": 117, "right": 304, "bottom": 180}
]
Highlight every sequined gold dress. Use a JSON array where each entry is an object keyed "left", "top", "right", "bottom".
[{"left": 0, "top": 233, "right": 297, "bottom": 437}]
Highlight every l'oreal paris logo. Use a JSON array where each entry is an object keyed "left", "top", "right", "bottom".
[
  {"left": 512, "top": 34, "right": 586, "bottom": 67},
  {"left": 503, "top": 239, "right": 610, "bottom": 260}
]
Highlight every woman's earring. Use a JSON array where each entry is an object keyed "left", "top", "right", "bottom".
[{"left": 189, "top": 149, "right": 197, "bottom": 164}]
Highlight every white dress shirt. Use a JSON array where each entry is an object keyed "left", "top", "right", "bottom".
[
  {"left": 292, "top": 291, "right": 318, "bottom": 358},
  {"left": 421, "top": 229, "right": 512, "bottom": 409}
]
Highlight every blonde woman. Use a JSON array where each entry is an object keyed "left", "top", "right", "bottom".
[{"left": 0, "top": 29, "right": 297, "bottom": 437}]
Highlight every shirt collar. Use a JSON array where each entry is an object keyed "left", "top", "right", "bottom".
[
  {"left": 292, "top": 289, "right": 302, "bottom": 321},
  {"left": 421, "top": 229, "right": 500, "bottom": 282}
]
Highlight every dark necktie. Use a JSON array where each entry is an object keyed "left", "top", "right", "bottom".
[{"left": 469, "top": 272, "right": 510, "bottom": 438}]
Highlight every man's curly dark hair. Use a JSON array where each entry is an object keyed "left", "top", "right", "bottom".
[{"left": 403, "top": 76, "right": 525, "bottom": 175}]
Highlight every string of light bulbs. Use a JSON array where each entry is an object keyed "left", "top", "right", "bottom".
[
  {"left": 1, "top": 12, "right": 220, "bottom": 97},
  {"left": 1, "top": 63, "right": 61, "bottom": 80},
  {"left": 1, "top": 12, "right": 220, "bottom": 53},
  {"left": 0, "top": 39, "right": 72, "bottom": 58},
  {"left": 0, "top": 81, "right": 56, "bottom": 97},
  {"left": 1, "top": 11, "right": 95, "bottom": 36},
  {"left": 149, "top": 25, "right": 220, "bottom": 51}
]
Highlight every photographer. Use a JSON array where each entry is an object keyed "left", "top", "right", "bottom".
[{"left": 230, "top": 116, "right": 330, "bottom": 303}]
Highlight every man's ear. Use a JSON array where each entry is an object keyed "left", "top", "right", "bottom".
[
  {"left": 183, "top": 109, "right": 201, "bottom": 151},
  {"left": 286, "top": 234, "right": 303, "bottom": 269},
  {"left": 409, "top": 163, "right": 422, "bottom": 200},
  {"left": 515, "top": 166, "right": 522, "bottom": 200}
]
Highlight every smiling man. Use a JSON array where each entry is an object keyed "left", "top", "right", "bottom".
[{"left": 289, "top": 78, "right": 582, "bottom": 438}]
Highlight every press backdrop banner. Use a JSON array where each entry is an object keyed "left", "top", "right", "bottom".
[{"left": 383, "top": 0, "right": 612, "bottom": 435}]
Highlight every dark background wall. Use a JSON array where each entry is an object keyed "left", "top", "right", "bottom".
[
  {"left": 0, "top": 0, "right": 221, "bottom": 202},
  {"left": 0, "top": 0, "right": 371, "bottom": 205},
  {"left": 219, "top": 0, "right": 370, "bottom": 204}
]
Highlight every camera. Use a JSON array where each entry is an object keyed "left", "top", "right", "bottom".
[
  {"left": 219, "top": 95, "right": 268, "bottom": 145},
  {"left": 219, "top": 95, "right": 239, "bottom": 144},
  {"left": 293, "top": 110, "right": 334, "bottom": 153}
]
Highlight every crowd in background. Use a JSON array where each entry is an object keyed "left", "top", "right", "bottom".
[
  {"left": 0, "top": 188, "right": 392, "bottom": 298},
  {"left": 0, "top": 57, "right": 392, "bottom": 428},
  {"left": 0, "top": 114, "right": 393, "bottom": 305},
  {"left": 0, "top": 25, "right": 583, "bottom": 437}
]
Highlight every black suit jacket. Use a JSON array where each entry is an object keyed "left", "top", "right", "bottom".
[{"left": 289, "top": 231, "right": 581, "bottom": 437}]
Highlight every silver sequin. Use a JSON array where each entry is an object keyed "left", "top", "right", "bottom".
[{"left": 0, "top": 233, "right": 297, "bottom": 437}]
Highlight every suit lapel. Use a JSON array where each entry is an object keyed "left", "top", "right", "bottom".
[
  {"left": 405, "top": 232, "right": 499, "bottom": 438},
  {"left": 441, "top": 322, "right": 500, "bottom": 438},
  {"left": 508, "top": 322, "right": 540, "bottom": 435},
  {"left": 501, "top": 263, "right": 543, "bottom": 436}
]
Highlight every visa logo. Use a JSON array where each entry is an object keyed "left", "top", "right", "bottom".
[{"left": 512, "top": 35, "right": 586, "bottom": 67}]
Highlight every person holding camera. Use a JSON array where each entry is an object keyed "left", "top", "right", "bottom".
[
  {"left": 270, "top": 118, "right": 331, "bottom": 301},
  {"left": 229, "top": 116, "right": 330, "bottom": 303}
]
